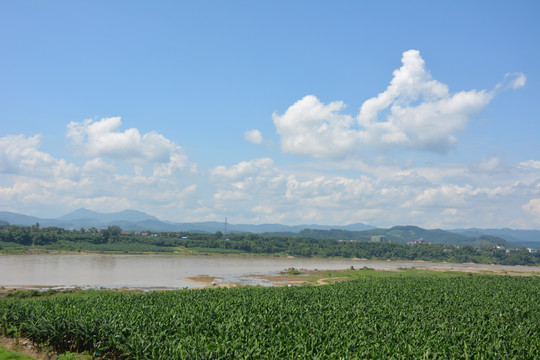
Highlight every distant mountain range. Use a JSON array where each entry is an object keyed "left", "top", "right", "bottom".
[
  {"left": 0, "top": 208, "right": 374, "bottom": 234},
  {"left": 295, "top": 226, "right": 519, "bottom": 247},
  {"left": 449, "top": 228, "right": 540, "bottom": 248},
  {"left": 0, "top": 208, "right": 538, "bottom": 246}
]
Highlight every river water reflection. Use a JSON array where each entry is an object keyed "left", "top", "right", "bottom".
[{"left": 0, "top": 254, "right": 537, "bottom": 289}]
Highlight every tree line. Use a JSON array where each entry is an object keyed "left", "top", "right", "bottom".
[{"left": 0, "top": 224, "right": 538, "bottom": 266}]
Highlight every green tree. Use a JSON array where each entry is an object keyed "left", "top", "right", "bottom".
[{"left": 108, "top": 225, "right": 122, "bottom": 236}]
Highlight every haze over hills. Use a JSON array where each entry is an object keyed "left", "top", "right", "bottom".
[
  {"left": 296, "top": 226, "right": 519, "bottom": 247},
  {"left": 57, "top": 208, "right": 160, "bottom": 223},
  {"left": 449, "top": 228, "right": 540, "bottom": 248},
  {"left": 0, "top": 208, "right": 538, "bottom": 246},
  {"left": 0, "top": 208, "right": 374, "bottom": 234}
]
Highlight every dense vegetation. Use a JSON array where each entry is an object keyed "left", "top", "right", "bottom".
[
  {"left": 297, "top": 225, "right": 482, "bottom": 245},
  {"left": 1, "top": 224, "right": 539, "bottom": 265},
  {"left": 1, "top": 275, "right": 538, "bottom": 359}
]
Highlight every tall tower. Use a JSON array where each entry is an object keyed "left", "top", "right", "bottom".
[{"left": 224, "top": 217, "right": 228, "bottom": 235}]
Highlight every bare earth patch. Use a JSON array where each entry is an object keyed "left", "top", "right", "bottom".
[
  {"left": 427, "top": 266, "right": 540, "bottom": 277},
  {"left": 0, "top": 336, "right": 51, "bottom": 359},
  {"left": 245, "top": 266, "right": 539, "bottom": 287},
  {"left": 184, "top": 275, "right": 237, "bottom": 288},
  {"left": 0, "top": 286, "right": 59, "bottom": 296}
]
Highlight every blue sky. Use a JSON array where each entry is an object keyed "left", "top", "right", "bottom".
[{"left": 1, "top": 0, "right": 539, "bottom": 229}]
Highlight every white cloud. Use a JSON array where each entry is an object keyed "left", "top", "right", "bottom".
[
  {"left": 273, "top": 50, "right": 521, "bottom": 158},
  {"left": 66, "top": 117, "right": 189, "bottom": 166},
  {"left": 210, "top": 158, "right": 274, "bottom": 182},
  {"left": 386, "top": 171, "right": 432, "bottom": 187},
  {"left": 2, "top": 133, "right": 539, "bottom": 227},
  {"left": 519, "top": 160, "right": 540, "bottom": 169},
  {"left": 523, "top": 198, "right": 540, "bottom": 223},
  {"left": 357, "top": 49, "right": 493, "bottom": 152},
  {"left": 191, "top": 154, "right": 540, "bottom": 228},
  {"left": 470, "top": 156, "right": 502, "bottom": 173},
  {"left": 405, "top": 183, "right": 515, "bottom": 209},
  {"left": 0, "top": 121, "right": 200, "bottom": 221},
  {"left": 81, "top": 158, "right": 117, "bottom": 176},
  {"left": 0, "top": 134, "right": 72, "bottom": 177},
  {"left": 441, "top": 208, "right": 458, "bottom": 215},
  {"left": 505, "top": 72, "right": 527, "bottom": 90},
  {"left": 272, "top": 95, "right": 359, "bottom": 158},
  {"left": 209, "top": 158, "right": 387, "bottom": 224},
  {"left": 244, "top": 129, "right": 264, "bottom": 145}
]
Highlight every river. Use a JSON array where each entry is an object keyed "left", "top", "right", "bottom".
[{"left": 0, "top": 254, "right": 538, "bottom": 290}]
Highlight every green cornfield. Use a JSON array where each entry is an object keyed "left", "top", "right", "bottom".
[{"left": 1, "top": 276, "right": 539, "bottom": 359}]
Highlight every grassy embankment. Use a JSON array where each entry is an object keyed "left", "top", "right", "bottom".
[{"left": 0, "top": 346, "right": 33, "bottom": 360}]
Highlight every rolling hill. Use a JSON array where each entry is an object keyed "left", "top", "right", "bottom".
[{"left": 0, "top": 209, "right": 537, "bottom": 247}]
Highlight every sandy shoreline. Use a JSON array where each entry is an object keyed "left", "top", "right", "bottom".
[{"left": 2, "top": 264, "right": 537, "bottom": 295}]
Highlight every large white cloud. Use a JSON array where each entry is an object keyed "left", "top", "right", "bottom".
[
  {"left": 2, "top": 130, "right": 540, "bottom": 227},
  {"left": 273, "top": 95, "right": 359, "bottom": 158},
  {"left": 273, "top": 50, "right": 525, "bottom": 158},
  {"left": 66, "top": 117, "right": 190, "bottom": 167},
  {"left": 0, "top": 135, "right": 54, "bottom": 174},
  {"left": 357, "top": 50, "right": 496, "bottom": 152},
  {"left": 0, "top": 134, "right": 77, "bottom": 178},
  {"left": 204, "top": 155, "right": 540, "bottom": 228},
  {"left": 0, "top": 120, "right": 199, "bottom": 220}
]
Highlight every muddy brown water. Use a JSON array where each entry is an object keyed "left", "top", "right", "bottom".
[{"left": 0, "top": 254, "right": 537, "bottom": 290}]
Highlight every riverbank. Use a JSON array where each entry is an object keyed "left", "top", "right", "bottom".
[
  {"left": 2, "top": 234, "right": 539, "bottom": 267},
  {"left": 2, "top": 263, "right": 537, "bottom": 297}
]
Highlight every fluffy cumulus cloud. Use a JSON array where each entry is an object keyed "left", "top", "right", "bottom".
[
  {"left": 0, "top": 134, "right": 77, "bottom": 178},
  {"left": 209, "top": 158, "right": 383, "bottom": 224},
  {"left": 2, "top": 124, "right": 540, "bottom": 227},
  {"left": 0, "top": 49, "right": 535, "bottom": 228},
  {"left": 0, "top": 135, "right": 54, "bottom": 174},
  {"left": 67, "top": 117, "right": 190, "bottom": 168},
  {"left": 203, "top": 154, "right": 540, "bottom": 228},
  {"left": 273, "top": 50, "right": 523, "bottom": 158},
  {"left": 0, "top": 119, "right": 200, "bottom": 220},
  {"left": 210, "top": 158, "right": 274, "bottom": 182},
  {"left": 357, "top": 50, "right": 496, "bottom": 152},
  {"left": 273, "top": 95, "right": 359, "bottom": 158},
  {"left": 244, "top": 129, "right": 264, "bottom": 145}
]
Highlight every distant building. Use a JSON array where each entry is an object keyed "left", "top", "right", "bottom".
[
  {"left": 370, "top": 235, "right": 387, "bottom": 243},
  {"left": 408, "top": 238, "right": 425, "bottom": 246}
]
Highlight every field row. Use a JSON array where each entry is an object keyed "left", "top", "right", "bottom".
[{"left": 1, "top": 275, "right": 539, "bottom": 359}]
